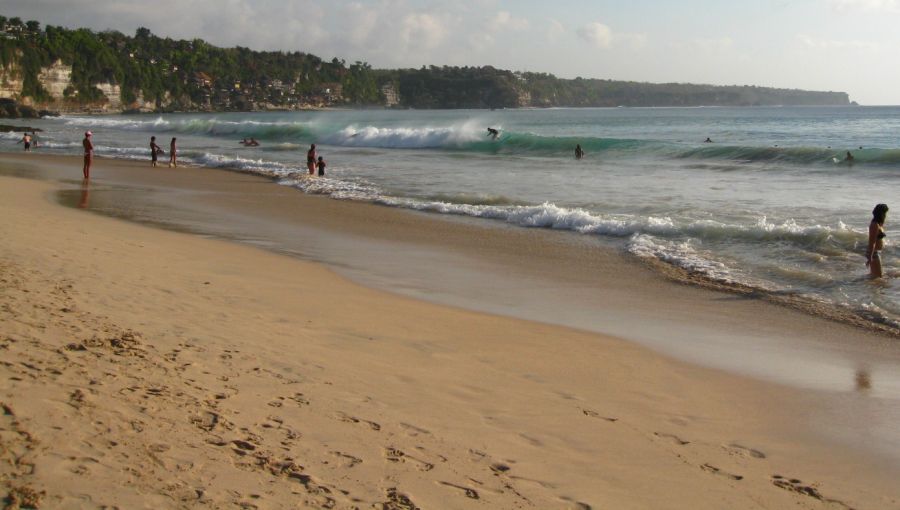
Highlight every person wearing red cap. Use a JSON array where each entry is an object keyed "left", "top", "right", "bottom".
[{"left": 82, "top": 131, "right": 94, "bottom": 179}]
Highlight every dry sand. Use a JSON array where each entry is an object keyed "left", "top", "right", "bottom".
[{"left": 1, "top": 158, "right": 899, "bottom": 509}]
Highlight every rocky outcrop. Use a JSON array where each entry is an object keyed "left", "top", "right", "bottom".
[
  {"left": 0, "top": 63, "right": 24, "bottom": 100},
  {"left": 95, "top": 82, "right": 122, "bottom": 111},
  {"left": 36, "top": 60, "right": 72, "bottom": 100},
  {"left": 0, "top": 59, "right": 130, "bottom": 115},
  {"left": 0, "top": 98, "right": 39, "bottom": 118}
]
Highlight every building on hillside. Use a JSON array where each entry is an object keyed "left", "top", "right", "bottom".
[{"left": 321, "top": 83, "right": 343, "bottom": 103}]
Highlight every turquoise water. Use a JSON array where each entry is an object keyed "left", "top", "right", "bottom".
[{"left": 4, "top": 106, "right": 898, "bottom": 330}]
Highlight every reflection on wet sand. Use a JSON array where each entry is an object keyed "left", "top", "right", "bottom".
[
  {"left": 855, "top": 369, "right": 872, "bottom": 392},
  {"left": 79, "top": 179, "right": 90, "bottom": 209}
]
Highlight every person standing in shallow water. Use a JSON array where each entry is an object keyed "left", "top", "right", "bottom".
[
  {"left": 82, "top": 131, "right": 93, "bottom": 179},
  {"left": 316, "top": 155, "right": 326, "bottom": 176},
  {"left": 18, "top": 132, "right": 32, "bottom": 152},
  {"left": 575, "top": 144, "right": 585, "bottom": 159},
  {"left": 307, "top": 144, "right": 317, "bottom": 175},
  {"left": 168, "top": 137, "right": 178, "bottom": 168},
  {"left": 866, "top": 203, "right": 888, "bottom": 278},
  {"left": 150, "top": 136, "right": 162, "bottom": 167}
]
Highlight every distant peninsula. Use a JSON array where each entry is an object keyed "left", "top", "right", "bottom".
[{"left": 0, "top": 14, "right": 850, "bottom": 115}]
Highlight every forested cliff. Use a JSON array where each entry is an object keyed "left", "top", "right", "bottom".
[{"left": 0, "top": 14, "right": 850, "bottom": 114}]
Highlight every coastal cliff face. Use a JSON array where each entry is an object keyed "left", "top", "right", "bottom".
[
  {"left": 0, "top": 59, "right": 161, "bottom": 114},
  {"left": 0, "top": 63, "right": 24, "bottom": 100},
  {"left": 35, "top": 60, "right": 71, "bottom": 100}
]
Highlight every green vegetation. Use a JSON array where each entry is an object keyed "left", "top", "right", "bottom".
[{"left": 0, "top": 15, "right": 850, "bottom": 111}]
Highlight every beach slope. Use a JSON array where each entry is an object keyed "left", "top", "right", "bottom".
[{"left": 1, "top": 172, "right": 898, "bottom": 509}]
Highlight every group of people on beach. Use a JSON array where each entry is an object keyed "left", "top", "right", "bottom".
[
  {"left": 76, "top": 129, "right": 887, "bottom": 277},
  {"left": 83, "top": 132, "right": 175, "bottom": 179},
  {"left": 81, "top": 132, "right": 329, "bottom": 179},
  {"left": 306, "top": 143, "right": 326, "bottom": 176},
  {"left": 148, "top": 136, "right": 178, "bottom": 168},
  {"left": 16, "top": 131, "right": 39, "bottom": 151}
]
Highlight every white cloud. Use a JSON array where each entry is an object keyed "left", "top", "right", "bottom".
[
  {"left": 576, "top": 21, "right": 646, "bottom": 50},
  {"left": 400, "top": 13, "right": 448, "bottom": 50},
  {"left": 577, "top": 22, "right": 612, "bottom": 48},
  {"left": 341, "top": 2, "right": 379, "bottom": 46},
  {"left": 692, "top": 37, "right": 734, "bottom": 54},
  {"left": 828, "top": 0, "right": 900, "bottom": 12},
  {"left": 546, "top": 19, "right": 565, "bottom": 42},
  {"left": 796, "top": 34, "right": 880, "bottom": 51},
  {"left": 488, "top": 11, "right": 530, "bottom": 32},
  {"left": 617, "top": 32, "right": 648, "bottom": 50}
]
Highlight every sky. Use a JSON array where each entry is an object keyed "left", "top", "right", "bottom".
[{"left": 3, "top": 0, "right": 900, "bottom": 104}]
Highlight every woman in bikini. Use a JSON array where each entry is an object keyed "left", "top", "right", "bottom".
[
  {"left": 307, "top": 144, "right": 317, "bottom": 175},
  {"left": 866, "top": 203, "right": 889, "bottom": 278},
  {"left": 82, "top": 131, "right": 94, "bottom": 179}
]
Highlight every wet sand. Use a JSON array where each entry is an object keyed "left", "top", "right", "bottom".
[{"left": 1, "top": 153, "right": 900, "bottom": 508}]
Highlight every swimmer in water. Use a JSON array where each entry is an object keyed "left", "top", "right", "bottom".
[
  {"left": 866, "top": 203, "right": 889, "bottom": 278},
  {"left": 575, "top": 144, "right": 585, "bottom": 160}
]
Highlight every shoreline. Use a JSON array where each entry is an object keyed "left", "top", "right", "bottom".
[
  {"left": 7, "top": 150, "right": 897, "bottom": 340},
  {"left": 3, "top": 153, "right": 899, "bottom": 390},
  {"left": 1, "top": 158, "right": 900, "bottom": 507}
]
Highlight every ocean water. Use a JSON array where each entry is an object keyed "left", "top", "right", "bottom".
[{"left": 4, "top": 106, "right": 898, "bottom": 330}]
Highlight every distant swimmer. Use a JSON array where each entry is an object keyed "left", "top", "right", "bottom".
[
  {"left": 575, "top": 144, "right": 585, "bottom": 160},
  {"left": 845, "top": 151, "right": 855, "bottom": 163},
  {"left": 307, "top": 144, "right": 317, "bottom": 175},
  {"left": 247, "top": 137, "right": 259, "bottom": 147},
  {"left": 240, "top": 138, "right": 248, "bottom": 145},
  {"left": 866, "top": 203, "right": 888, "bottom": 278},
  {"left": 704, "top": 137, "right": 713, "bottom": 143},
  {"left": 317, "top": 155, "right": 326, "bottom": 176},
  {"left": 487, "top": 127, "right": 499, "bottom": 140}
]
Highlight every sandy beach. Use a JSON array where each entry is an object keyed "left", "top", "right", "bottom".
[{"left": 2, "top": 154, "right": 900, "bottom": 509}]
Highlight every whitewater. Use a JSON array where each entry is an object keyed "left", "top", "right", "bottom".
[{"left": 4, "top": 105, "right": 898, "bottom": 330}]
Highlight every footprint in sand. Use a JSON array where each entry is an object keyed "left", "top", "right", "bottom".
[
  {"left": 581, "top": 408, "right": 618, "bottom": 422},
  {"left": 68, "top": 388, "right": 88, "bottom": 409},
  {"left": 771, "top": 475, "right": 852, "bottom": 508},
  {"left": 490, "top": 462, "right": 511, "bottom": 474},
  {"left": 701, "top": 463, "right": 743, "bottom": 481},
  {"left": 381, "top": 487, "right": 419, "bottom": 510},
  {"left": 399, "top": 422, "right": 430, "bottom": 437},
  {"left": 384, "top": 447, "right": 434, "bottom": 471},
  {"left": 558, "top": 498, "right": 592, "bottom": 510},
  {"left": 654, "top": 432, "right": 690, "bottom": 446},
  {"left": 438, "top": 481, "right": 479, "bottom": 499},
  {"left": 289, "top": 393, "right": 310, "bottom": 406},
  {"left": 191, "top": 410, "right": 221, "bottom": 432},
  {"left": 330, "top": 451, "right": 362, "bottom": 468},
  {"left": 724, "top": 443, "right": 766, "bottom": 459},
  {"left": 333, "top": 411, "right": 381, "bottom": 431}
]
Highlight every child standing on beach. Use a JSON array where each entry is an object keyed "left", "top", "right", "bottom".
[{"left": 316, "top": 156, "right": 326, "bottom": 176}]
